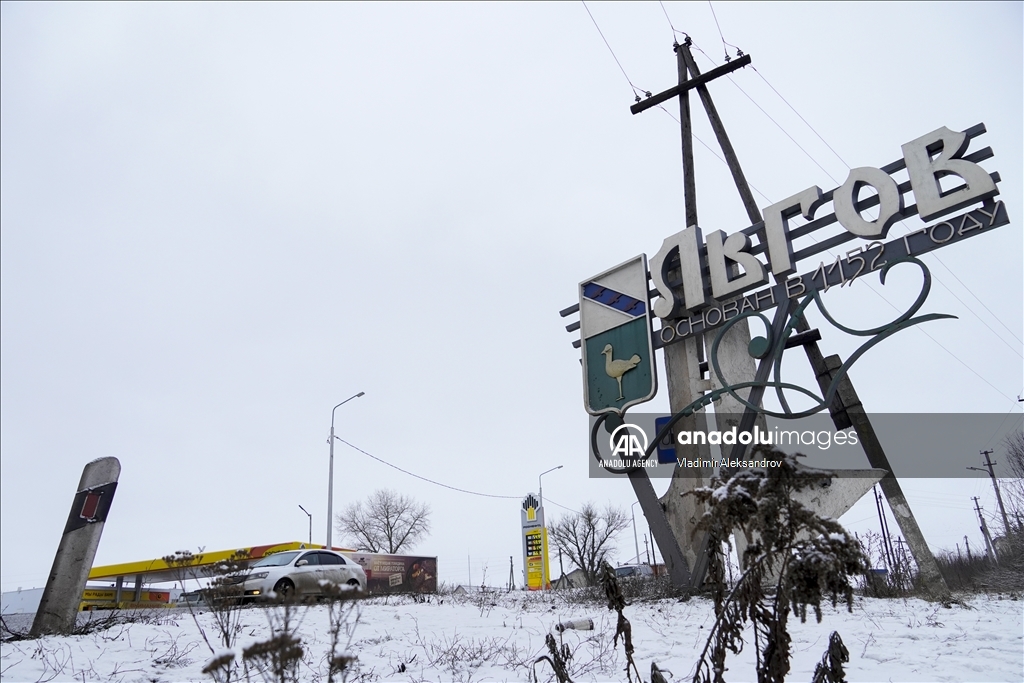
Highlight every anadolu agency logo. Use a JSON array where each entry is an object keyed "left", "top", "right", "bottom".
[
  {"left": 603, "top": 423, "right": 658, "bottom": 469},
  {"left": 594, "top": 414, "right": 860, "bottom": 474},
  {"left": 674, "top": 426, "right": 858, "bottom": 450}
]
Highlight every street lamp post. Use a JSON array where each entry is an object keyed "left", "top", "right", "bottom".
[
  {"left": 327, "top": 392, "right": 365, "bottom": 549},
  {"left": 298, "top": 505, "right": 312, "bottom": 545},
  {"left": 538, "top": 465, "right": 563, "bottom": 591},
  {"left": 648, "top": 523, "right": 659, "bottom": 573},
  {"left": 630, "top": 500, "right": 642, "bottom": 565}
]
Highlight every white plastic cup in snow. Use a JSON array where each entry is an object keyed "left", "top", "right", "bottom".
[{"left": 555, "top": 617, "right": 595, "bottom": 632}]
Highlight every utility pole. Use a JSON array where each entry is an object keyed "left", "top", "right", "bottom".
[
  {"left": 968, "top": 450, "right": 1011, "bottom": 535},
  {"left": 630, "top": 501, "right": 642, "bottom": 565},
  {"left": 645, "top": 40, "right": 947, "bottom": 598},
  {"left": 799, "top": 353, "right": 948, "bottom": 597},
  {"left": 649, "top": 524, "right": 659, "bottom": 576},
  {"left": 537, "top": 465, "right": 562, "bottom": 591},
  {"left": 603, "top": 36, "right": 950, "bottom": 599},
  {"left": 894, "top": 538, "right": 909, "bottom": 567},
  {"left": 623, "top": 38, "right": 756, "bottom": 591},
  {"left": 873, "top": 485, "right": 896, "bottom": 569},
  {"left": 972, "top": 497, "right": 998, "bottom": 563}
]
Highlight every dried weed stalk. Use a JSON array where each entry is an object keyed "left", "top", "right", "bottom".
[
  {"left": 810, "top": 631, "right": 849, "bottom": 683},
  {"left": 599, "top": 561, "right": 644, "bottom": 683},
  {"left": 241, "top": 600, "right": 305, "bottom": 683},
  {"left": 164, "top": 548, "right": 253, "bottom": 682},
  {"left": 532, "top": 633, "right": 573, "bottom": 683},
  {"left": 688, "top": 447, "right": 869, "bottom": 683}
]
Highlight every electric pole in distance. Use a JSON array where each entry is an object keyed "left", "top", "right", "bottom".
[
  {"left": 968, "top": 450, "right": 1011, "bottom": 535},
  {"left": 971, "top": 496, "right": 999, "bottom": 563}
]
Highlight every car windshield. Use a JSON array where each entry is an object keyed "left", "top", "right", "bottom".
[{"left": 250, "top": 551, "right": 300, "bottom": 568}]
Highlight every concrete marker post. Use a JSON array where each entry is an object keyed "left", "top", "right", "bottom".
[{"left": 31, "top": 457, "right": 121, "bottom": 636}]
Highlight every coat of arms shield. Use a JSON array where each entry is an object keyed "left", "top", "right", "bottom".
[{"left": 579, "top": 255, "right": 657, "bottom": 415}]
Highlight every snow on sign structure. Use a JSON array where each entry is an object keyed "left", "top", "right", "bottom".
[{"left": 579, "top": 255, "right": 657, "bottom": 416}]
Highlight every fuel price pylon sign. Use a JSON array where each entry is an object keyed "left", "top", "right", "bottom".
[{"left": 520, "top": 493, "right": 550, "bottom": 590}]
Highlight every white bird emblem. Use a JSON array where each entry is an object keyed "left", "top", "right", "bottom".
[{"left": 601, "top": 344, "right": 642, "bottom": 400}]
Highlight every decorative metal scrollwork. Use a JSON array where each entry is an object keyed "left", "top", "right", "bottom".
[
  {"left": 709, "top": 257, "right": 953, "bottom": 418},
  {"left": 593, "top": 258, "right": 954, "bottom": 472}
]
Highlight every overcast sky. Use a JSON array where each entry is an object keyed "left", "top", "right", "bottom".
[{"left": 2, "top": 2, "right": 1021, "bottom": 592}]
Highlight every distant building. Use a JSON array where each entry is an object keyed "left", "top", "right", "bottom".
[
  {"left": 553, "top": 568, "right": 588, "bottom": 589},
  {"left": 452, "top": 584, "right": 501, "bottom": 596},
  {"left": 0, "top": 587, "right": 43, "bottom": 615}
]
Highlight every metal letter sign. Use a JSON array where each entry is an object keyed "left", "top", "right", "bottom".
[
  {"left": 579, "top": 255, "right": 657, "bottom": 415},
  {"left": 644, "top": 124, "right": 1007, "bottom": 348}
]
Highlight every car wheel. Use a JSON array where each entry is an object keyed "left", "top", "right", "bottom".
[
  {"left": 274, "top": 578, "right": 295, "bottom": 600},
  {"left": 347, "top": 578, "right": 362, "bottom": 591}
]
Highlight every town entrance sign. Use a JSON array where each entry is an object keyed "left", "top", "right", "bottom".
[{"left": 561, "top": 39, "right": 1010, "bottom": 595}]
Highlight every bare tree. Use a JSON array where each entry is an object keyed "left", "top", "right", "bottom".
[
  {"left": 335, "top": 488, "right": 431, "bottom": 554},
  {"left": 548, "top": 502, "right": 630, "bottom": 586},
  {"left": 1002, "top": 429, "right": 1024, "bottom": 531}
]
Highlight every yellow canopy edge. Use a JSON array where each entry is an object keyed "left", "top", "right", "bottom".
[{"left": 88, "top": 541, "right": 355, "bottom": 584}]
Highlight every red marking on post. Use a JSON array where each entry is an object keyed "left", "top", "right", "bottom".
[{"left": 80, "top": 492, "right": 102, "bottom": 520}]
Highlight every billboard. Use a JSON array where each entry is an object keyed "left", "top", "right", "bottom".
[{"left": 347, "top": 553, "right": 437, "bottom": 594}]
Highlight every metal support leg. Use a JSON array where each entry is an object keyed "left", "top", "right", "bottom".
[{"left": 628, "top": 468, "right": 692, "bottom": 589}]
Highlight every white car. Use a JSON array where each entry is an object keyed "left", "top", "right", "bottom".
[
  {"left": 240, "top": 549, "right": 366, "bottom": 600},
  {"left": 614, "top": 564, "right": 655, "bottom": 580}
]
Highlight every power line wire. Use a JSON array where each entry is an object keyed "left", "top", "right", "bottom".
[
  {"left": 689, "top": 42, "right": 841, "bottom": 185},
  {"left": 335, "top": 438, "right": 520, "bottom": 500},
  {"left": 659, "top": 104, "right": 770, "bottom": 205},
  {"left": 725, "top": 74, "right": 841, "bottom": 185},
  {"left": 856, "top": 290, "right": 1017, "bottom": 402},
  {"left": 923, "top": 252, "right": 1024, "bottom": 347},
  {"left": 586, "top": 8, "right": 1017, "bottom": 403},
  {"left": 707, "top": 1, "right": 741, "bottom": 59},
  {"left": 657, "top": 0, "right": 688, "bottom": 41},
  {"left": 749, "top": 60, "right": 1022, "bottom": 350},
  {"left": 336, "top": 438, "right": 585, "bottom": 514},
  {"left": 751, "top": 66, "right": 850, "bottom": 168},
  {"left": 919, "top": 267, "right": 1023, "bottom": 358},
  {"left": 684, "top": 44, "right": 1020, "bottom": 397},
  {"left": 983, "top": 398, "right": 1024, "bottom": 450},
  {"left": 581, "top": 1, "right": 648, "bottom": 100},
  {"left": 544, "top": 498, "right": 581, "bottom": 514}
]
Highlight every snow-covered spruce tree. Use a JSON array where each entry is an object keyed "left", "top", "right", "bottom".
[{"left": 688, "top": 446, "right": 869, "bottom": 683}]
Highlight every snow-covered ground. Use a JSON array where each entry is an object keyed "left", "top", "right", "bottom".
[{"left": 2, "top": 591, "right": 1021, "bottom": 682}]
